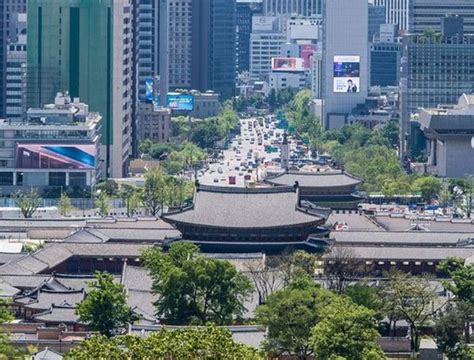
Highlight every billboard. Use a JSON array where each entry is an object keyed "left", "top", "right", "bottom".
[
  {"left": 271, "top": 57, "right": 305, "bottom": 72},
  {"left": 300, "top": 44, "right": 317, "bottom": 69},
  {"left": 145, "top": 78, "right": 154, "bottom": 102},
  {"left": 333, "top": 56, "right": 360, "bottom": 93},
  {"left": 16, "top": 144, "right": 96, "bottom": 169},
  {"left": 166, "top": 93, "right": 194, "bottom": 111}
]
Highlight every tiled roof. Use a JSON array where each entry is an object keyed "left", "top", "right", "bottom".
[
  {"left": 16, "top": 289, "right": 85, "bottom": 311},
  {"left": 0, "top": 243, "right": 149, "bottom": 275},
  {"left": 333, "top": 231, "right": 474, "bottom": 246},
  {"left": 33, "top": 305, "right": 79, "bottom": 324},
  {"left": 64, "top": 228, "right": 181, "bottom": 243},
  {"left": 164, "top": 185, "right": 324, "bottom": 228},
  {"left": 323, "top": 246, "right": 474, "bottom": 261},
  {"left": 265, "top": 170, "right": 362, "bottom": 188}
]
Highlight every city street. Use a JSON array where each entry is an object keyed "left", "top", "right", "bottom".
[{"left": 198, "top": 116, "right": 288, "bottom": 187}]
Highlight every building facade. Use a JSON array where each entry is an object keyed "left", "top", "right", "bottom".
[
  {"left": 160, "top": 0, "right": 237, "bottom": 99},
  {"left": 263, "top": 0, "right": 321, "bottom": 17},
  {"left": 236, "top": 0, "right": 263, "bottom": 73},
  {"left": 400, "top": 32, "right": 474, "bottom": 156},
  {"left": 250, "top": 16, "right": 285, "bottom": 79},
  {"left": 409, "top": 0, "right": 474, "bottom": 35},
  {"left": 27, "top": 0, "right": 133, "bottom": 178},
  {"left": 322, "top": 0, "right": 369, "bottom": 129},
  {"left": 0, "top": 0, "right": 27, "bottom": 118},
  {"left": 0, "top": 92, "right": 102, "bottom": 195},
  {"left": 137, "top": 103, "right": 171, "bottom": 143},
  {"left": 373, "top": 0, "right": 409, "bottom": 31},
  {"left": 413, "top": 94, "right": 474, "bottom": 177},
  {"left": 370, "top": 42, "right": 401, "bottom": 87},
  {"left": 5, "top": 14, "right": 26, "bottom": 119}
]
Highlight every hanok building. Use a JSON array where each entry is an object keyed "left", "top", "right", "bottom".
[
  {"left": 163, "top": 184, "right": 332, "bottom": 254},
  {"left": 265, "top": 170, "right": 363, "bottom": 210}
]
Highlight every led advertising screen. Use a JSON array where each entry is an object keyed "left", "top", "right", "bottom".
[
  {"left": 300, "top": 44, "right": 317, "bottom": 69},
  {"left": 16, "top": 143, "right": 96, "bottom": 169},
  {"left": 145, "top": 78, "right": 154, "bottom": 102},
  {"left": 166, "top": 93, "right": 194, "bottom": 111},
  {"left": 271, "top": 57, "right": 305, "bottom": 72},
  {"left": 333, "top": 56, "right": 360, "bottom": 93}
]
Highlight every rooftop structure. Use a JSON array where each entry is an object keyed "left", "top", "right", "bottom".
[
  {"left": 0, "top": 92, "right": 102, "bottom": 195},
  {"left": 412, "top": 94, "right": 474, "bottom": 177},
  {"left": 164, "top": 184, "right": 331, "bottom": 253},
  {"left": 265, "top": 170, "right": 363, "bottom": 209}
]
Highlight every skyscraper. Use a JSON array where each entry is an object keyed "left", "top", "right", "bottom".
[
  {"left": 0, "top": 0, "right": 27, "bottom": 118},
  {"left": 27, "top": 0, "right": 134, "bottom": 178},
  {"left": 372, "top": 0, "right": 409, "bottom": 31},
  {"left": 322, "top": 0, "right": 369, "bottom": 129},
  {"left": 409, "top": 0, "right": 474, "bottom": 34},
  {"left": 159, "top": 0, "right": 237, "bottom": 99},
  {"left": 400, "top": 28, "right": 474, "bottom": 156},
  {"left": 236, "top": 0, "right": 263, "bottom": 73},
  {"left": 263, "top": 0, "right": 321, "bottom": 17}
]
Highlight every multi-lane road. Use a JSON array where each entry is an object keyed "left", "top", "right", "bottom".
[{"left": 198, "top": 116, "right": 289, "bottom": 187}]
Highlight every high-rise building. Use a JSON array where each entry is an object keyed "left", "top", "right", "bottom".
[
  {"left": 370, "top": 24, "right": 401, "bottom": 87},
  {"left": 400, "top": 29, "right": 474, "bottom": 156},
  {"left": 236, "top": 0, "right": 263, "bottom": 73},
  {"left": 5, "top": 13, "right": 26, "bottom": 118},
  {"left": 409, "top": 0, "right": 474, "bottom": 34},
  {"left": 27, "top": 0, "right": 134, "bottom": 178},
  {"left": 322, "top": 0, "right": 369, "bottom": 129},
  {"left": 372, "top": 0, "right": 409, "bottom": 31},
  {"left": 250, "top": 16, "right": 285, "bottom": 79},
  {"left": 263, "top": 0, "right": 321, "bottom": 17},
  {"left": 192, "top": 0, "right": 237, "bottom": 99},
  {"left": 368, "top": 4, "right": 386, "bottom": 40},
  {"left": 134, "top": 0, "right": 159, "bottom": 101},
  {"left": 0, "top": 0, "right": 27, "bottom": 118},
  {"left": 159, "top": 0, "right": 237, "bottom": 99}
]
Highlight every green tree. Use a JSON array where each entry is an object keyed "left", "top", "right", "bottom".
[
  {"left": 95, "top": 192, "right": 110, "bottom": 217},
  {"left": 344, "top": 283, "right": 382, "bottom": 319},
  {"left": 381, "top": 271, "right": 437, "bottom": 352},
  {"left": 76, "top": 272, "right": 136, "bottom": 337},
  {"left": 311, "top": 297, "right": 385, "bottom": 360},
  {"left": 434, "top": 306, "right": 473, "bottom": 360},
  {"left": 96, "top": 180, "right": 120, "bottom": 197},
  {"left": 412, "top": 175, "right": 442, "bottom": 203},
  {"left": 120, "top": 184, "right": 141, "bottom": 217},
  {"left": 142, "top": 242, "right": 253, "bottom": 325},
  {"left": 12, "top": 188, "right": 41, "bottom": 219},
  {"left": 438, "top": 257, "right": 474, "bottom": 343},
  {"left": 256, "top": 278, "right": 334, "bottom": 359},
  {"left": 57, "top": 191, "right": 73, "bottom": 217},
  {"left": 142, "top": 168, "right": 167, "bottom": 216},
  {"left": 65, "top": 325, "right": 262, "bottom": 360}
]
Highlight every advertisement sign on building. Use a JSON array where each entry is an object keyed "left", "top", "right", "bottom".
[
  {"left": 333, "top": 55, "right": 360, "bottom": 93},
  {"left": 145, "top": 78, "right": 154, "bottom": 102},
  {"left": 16, "top": 144, "right": 96, "bottom": 169},
  {"left": 166, "top": 93, "right": 194, "bottom": 111},
  {"left": 300, "top": 44, "right": 317, "bottom": 69},
  {"left": 271, "top": 57, "right": 305, "bottom": 72}
]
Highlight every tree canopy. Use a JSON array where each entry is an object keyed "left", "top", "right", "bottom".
[
  {"left": 142, "top": 242, "right": 253, "bottom": 325},
  {"left": 256, "top": 278, "right": 334, "bottom": 359},
  {"left": 311, "top": 296, "right": 385, "bottom": 360},
  {"left": 65, "top": 325, "right": 262, "bottom": 360},
  {"left": 75, "top": 272, "right": 137, "bottom": 337}
]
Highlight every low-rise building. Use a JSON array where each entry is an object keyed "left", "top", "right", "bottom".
[
  {"left": 137, "top": 102, "right": 171, "bottom": 143},
  {"left": 0, "top": 92, "right": 102, "bottom": 195},
  {"left": 412, "top": 94, "right": 474, "bottom": 177},
  {"left": 188, "top": 90, "right": 221, "bottom": 119}
]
